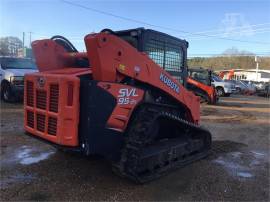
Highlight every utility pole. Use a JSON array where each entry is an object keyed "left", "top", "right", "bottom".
[
  {"left": 255, "top": 56, "right": 259, "bottom": 82},
  {"left": 22, "top": 32, "right": 25, "bottom": 48},
  {"left": 29, "top": 31, "right": 32, "bottom": 47}
]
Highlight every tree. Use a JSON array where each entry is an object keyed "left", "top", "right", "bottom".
[
  {"left": 222, "top": 47, "right": 254, "bottom": 56},
  {"left": 0, "top": 37, "right": 23, "bottom": 56},
  {"left": 188, "top": 56, "right": 270, "bottom": 70},
  {"left": 188, "top": 48, "right": 270, "bottom": 70}
]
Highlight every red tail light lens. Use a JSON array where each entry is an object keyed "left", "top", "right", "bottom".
[{"left": 67, "top": 82, "right": 73, "bottom": 106}]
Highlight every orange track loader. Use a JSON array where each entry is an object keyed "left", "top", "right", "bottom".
[
  {"left": 24, "top": 28, "right": 211, "bottom": 183},
  {"left": 187, "top": 68, "right": 218, "bottom": 104}
]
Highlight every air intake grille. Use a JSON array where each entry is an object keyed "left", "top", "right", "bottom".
[
  {"left": 25, "top": 78, "right": 62, "bottom": 139},
  {"left": 49, "top": 84, "right": 59, "bottom": 112},
  {"left": 48, "top": 117, "right": 57, "bottom": 135},
  {"left": 36, "top": 114, "right": 46, "bottom": 132},
  {"left": 27, "top": 111, "right": 34, "bottom": 128},
  {"left": 26, "top": 81, "right": 34, "bottom": 107},
  {"left": 36, "top": 90, "right": 47, "bottom": 110}
]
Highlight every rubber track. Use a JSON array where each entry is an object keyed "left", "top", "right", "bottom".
[{"left": 113, "top": 104, "right": 212, "bottom": 183}]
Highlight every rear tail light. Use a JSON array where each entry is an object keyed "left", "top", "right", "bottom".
[{"left": 67, "top": 82, "right": 73, "bottom": 106}]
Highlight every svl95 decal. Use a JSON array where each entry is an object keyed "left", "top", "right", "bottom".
[{"left": 118, "top": 88, "right": 138, "bottom": 105}]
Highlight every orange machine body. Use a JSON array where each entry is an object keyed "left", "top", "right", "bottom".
[{"left": 25, "top": 32, "right": 200, "bottom": 148}]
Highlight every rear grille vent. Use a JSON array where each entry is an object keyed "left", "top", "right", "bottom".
[
  {"left": 27, "top": 111, "right": 34, "bottom": 128},
  {"left": 49, "top": 84, "right": 59, "bottom": 112},
  {"left": 36, "top": 90, "right": 47, "bottom": 110},
  {"left": 26, "top": 81, "right": 34, "bottom": 107},
  {"left": 36, "top": 114, "right": 46, "bottom": 132},
  {"left": 48, "top": 117, "right": 57, "bottom": 135},
  {"left": 25, "top": 79, "right": 62, "bottom": 137}
]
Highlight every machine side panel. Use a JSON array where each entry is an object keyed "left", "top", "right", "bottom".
[
  {"left": 84, "top": 33, "right": 200, "bottom": 123},
  {"left": 78, "top": 80, "right": 143, "bottom": 160},
  {"left": 98, "top": 82, "right": 144, "bottom": 132}
]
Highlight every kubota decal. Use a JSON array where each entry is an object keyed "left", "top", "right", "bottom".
[
  {"left": 160, "top": 73, "right": 180, "bottom": 93},
  {"left": 118, "top": 88, "right": 138, "bottom": 105}
]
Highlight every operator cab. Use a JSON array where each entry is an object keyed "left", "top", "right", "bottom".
[
  {"left": 101, "top": 28, "right": 189, "bottom": 86},
  {"left": 188, "top": 67, "right": 212, "bottom": 86}
]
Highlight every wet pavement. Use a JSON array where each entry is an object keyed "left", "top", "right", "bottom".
[{"left": 0, "top": 95, "right": 269, "bottom": 201}]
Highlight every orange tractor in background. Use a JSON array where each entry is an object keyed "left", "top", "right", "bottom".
[
  {"left": 187, "top": 68, "right": 218, "bottom": 104},
  {"left": 218, "top": 69, "right": 235, "bottom": 80},
  {"left": 24, "top": 28, "right": 211, "bottom": 183}
]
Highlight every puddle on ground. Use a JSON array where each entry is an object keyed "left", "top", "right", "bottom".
[
  {"left": 213, "top": 150, "right": 268, "bottom": 179},
  {"left": 1, "top": 145, "right": 56, "bottom": 167},
  {"left": 1, "top": 145, "right": 55, "bottom": 189},
  {"left": 15, "top": 145, "right": 55, "bottom": 165},
  {"left": 237, "top": 172, "right": 253, "bottom": 178}
]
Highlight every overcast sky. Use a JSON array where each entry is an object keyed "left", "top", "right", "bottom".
[{"left": 1, "top": 0, "right": 270, "bottom": 56}]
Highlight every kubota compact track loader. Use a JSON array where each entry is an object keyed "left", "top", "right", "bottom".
[
  {"left": 187, "top": 67, "right": 218, "bottom": 104},
  {"left": 24, "top": 28, "right": 212, "bottom": 183}
]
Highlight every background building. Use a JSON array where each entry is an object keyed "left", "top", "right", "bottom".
[{"left": 218, "top": 69, "right": 270, "bottom": 82}]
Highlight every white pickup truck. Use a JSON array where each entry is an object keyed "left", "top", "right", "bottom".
[
  {"left": 211, "top": 75, "right": 236, "bottom": 97},
  {"left": 0, "top": 57, "right": 37, "bottom": 102}
]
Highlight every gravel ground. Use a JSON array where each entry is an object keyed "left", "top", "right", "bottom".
[{"left": 0, "top": 95, "right": 269, "bottom": 201}]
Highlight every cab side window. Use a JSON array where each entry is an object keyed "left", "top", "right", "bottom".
[{"left": 145, "top": 39, "right": 184, "bottom": 83}]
